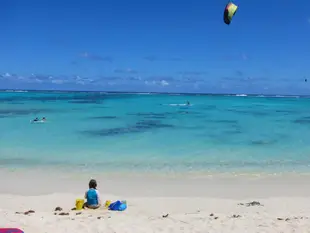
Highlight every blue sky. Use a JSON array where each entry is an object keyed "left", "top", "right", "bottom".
[{"left": 1, "top": 0, "right": 310, "bottom": 94}]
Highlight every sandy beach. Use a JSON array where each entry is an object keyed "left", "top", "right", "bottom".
[{"left": 0, "top": 169, "right": 310, "bottom": 232}]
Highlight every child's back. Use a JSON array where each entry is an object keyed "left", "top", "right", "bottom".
[
  {"left": 86, "top": 188, "right": 99, "bottom": 206},
  {"left": 84, "top": 179, "right": 101, "bottom": 209}
]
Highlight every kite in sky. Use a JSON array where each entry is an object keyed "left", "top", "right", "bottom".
[{"left": 224, "top": 2, "right": 238, "bottom": 25}]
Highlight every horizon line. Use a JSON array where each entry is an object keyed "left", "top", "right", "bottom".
[{"left": 0, "top": 88, "right": 308, "bottom": 97}]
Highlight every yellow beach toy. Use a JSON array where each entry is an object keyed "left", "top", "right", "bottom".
[
  {"left": 105, "top": 200, "right": 111, "bottom": 209},
  {"left": 75, "top": 198, "right": 85, "bottom": 210}
]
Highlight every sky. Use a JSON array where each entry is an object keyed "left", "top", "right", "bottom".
[{"left": 1, "top": 0, "right": 310, "bottom": 94}]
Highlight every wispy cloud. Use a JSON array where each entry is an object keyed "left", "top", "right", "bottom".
[
  {"left": 143, "top": 55, "right": 158, "bottom": 62},
  {"left": 4, "top": 72, "right": 11, "bottom": 77},
  {"left": 91, "top": 76, "right": 124, "bottom": 84},
  {"left": 0, "top": 72, "right": 228, "bottom": 89},
  {"left": 144, "top": 80, "right": 170, "bottom": 87},
  {"left": 79, "top": 52, "right": 113, "bottom": 62},
  {"left": 1, "top": 72, "right": 142, "bottom": 87},
  {"left": 51, "top": 79, "right": 65, "bottom": 84},
  {"left": 1, "top": 71, "right": 305, "bottom": 94},
  {"left": 127, "top": 76, "right": 142, "bottom": 81},
  {"left": 176, "top": 71, "right": 207, "bottom": 84},
  {"left": 221, "top": 53, "right": 249, "bottom": 61},
  {"left": 143, "top": 75, "right": 175, "bottom": 87},
  {"left": 235, "top": 70, "right": 244, "bottom": 77},
  {"left": 146, "top": 75, "right": 175, "bottom": 81},
  {"left": 241, "top": 53, "right": 248, "bottom": 60},
  {"left": 160, "top": 80, "right": 169, "bottom": 86},
  {"left": 180, "top": 77, "right": 205, "bottom": 83},
  {"left": 113, "top": 68, "right": 138, "bottom": 74},
  {"left": 221, "top": 75, "right": 271, "bottom": 84},
  {"left": 143, "top": 55, "right": 207, "bottom": 62},
  {"left": 177, "top": 71, "right": 207, "bottom": 76}
]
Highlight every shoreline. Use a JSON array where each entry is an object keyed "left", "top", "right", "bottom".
[
  {"left": 3, "top": 165, "right": 310, "bottom": 177},
  {"left": 1, "top": 168, "right": 310, "bottom": 198}
]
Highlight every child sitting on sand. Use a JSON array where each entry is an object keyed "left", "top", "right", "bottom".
[{"left": 84, "top": 179, "right": 101, "bottom": 209}]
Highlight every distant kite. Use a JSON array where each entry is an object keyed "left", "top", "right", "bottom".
[{"left": 224, "top": 2, "right": 238, "bottom": 25}]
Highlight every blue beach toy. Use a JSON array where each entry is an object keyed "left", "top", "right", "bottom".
[{"left": 108, "top": 200, "right": 127, "bottom": 211}]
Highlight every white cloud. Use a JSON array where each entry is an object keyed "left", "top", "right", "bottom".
[
  {"left": 51, "top": 79, "right": 64, "bottom": 84},
  {"left": 76, "top": 81, "right": 85, "bottom": 85},
  {"left": 107, "top": 81, "right": 116, "bottom": 86},
  {"left": 144, "top": 79, "right": 169, "bottom": 86},
  {"left": 0, "top": 72, "right": 174, "bottom": 88},
  {"left": 4, "top": 72, "right": 11, "bottom": 77},
  {"left": 160, "top": 80, "right": 169, "bottom": 86}
]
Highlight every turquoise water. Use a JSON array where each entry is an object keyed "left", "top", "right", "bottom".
[{"left": 1, "top": 91, "right": 310, "bottom": 175}]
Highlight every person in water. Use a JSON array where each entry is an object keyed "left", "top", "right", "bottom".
[
  {"left": 33, "top": 117, "right": 39, "bottom": 122},
  {"left": 186, "top": 101, "right": 190, "bottom": 105},
  {"left": 42, "top": 117, "right": 46, "bottom": 121},
  {"left": 84, "top": 179, "right": 101, "bottom": 209}
]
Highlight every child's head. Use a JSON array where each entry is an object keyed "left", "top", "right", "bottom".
[{"left": 89, "top": 179, "right": 97, "bottom": 189}]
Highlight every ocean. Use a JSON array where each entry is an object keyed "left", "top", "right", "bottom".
[{"left": 1, "top": 91, "right": 310, "bottom": 176}]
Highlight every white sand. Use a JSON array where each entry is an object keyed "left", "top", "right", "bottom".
[{"left": 1, "top": 169, "right": 310, "bottom": 232}]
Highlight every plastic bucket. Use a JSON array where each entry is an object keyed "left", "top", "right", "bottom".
[
  {"left": 105, "top": 200, "right": 111, "bottom": 208},
  {"left": 75, "top": 199, "right": 84, "bottom": 210}
]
